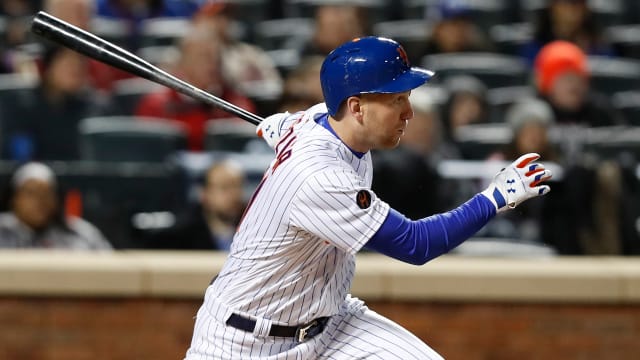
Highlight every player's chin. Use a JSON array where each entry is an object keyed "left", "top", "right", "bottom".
[{"left": 379, "top": 136, "right": 402, "bottom": 150}]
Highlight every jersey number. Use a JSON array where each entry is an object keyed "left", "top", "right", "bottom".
[
  {"left": 272, "top": 126, "right": 296, "bottom": 172},
  {"left": 238, "top": 125, "right": 297, "bottom": 228}
]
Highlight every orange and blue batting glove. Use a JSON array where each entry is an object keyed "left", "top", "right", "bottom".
[{"left": 481, "top": 153, "right": 552, "bottom": 213}]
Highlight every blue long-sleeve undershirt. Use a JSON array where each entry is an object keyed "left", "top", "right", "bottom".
[{"left": 364, "top": 194, "right": 497, "bottom": 265}]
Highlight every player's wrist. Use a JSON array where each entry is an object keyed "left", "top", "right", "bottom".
[
  {"left": 257, "top": 112, "right": 288, "bottom": 149},
  {"left": 480, "top": 184, "right": 507, "bottom": 214}
]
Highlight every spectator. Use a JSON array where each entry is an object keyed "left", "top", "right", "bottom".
[
  {"left": 420, "top": 0, "right": 494, "bottom": 56},
  {"left": 0, "top": 44, "right": 107, "bottom": 161},
  {"left": 134, "top": 27, "right": 256, "bottom": 151},
  {"left": 277, "top": 55, "right": 324, "bottom": 113},
  {"left": 0, "top": 0, "right": 38, "bottom": 47},
  {"left": 487, "top": 97, "right": 639, "bottom": 255},
  {"left": 44, "top": 0, "right": 92, "bottom": 29},
  {"left": 0, "top": 162, "right": 112, "bottom": 250},
  {"left": 96, "top": 0, "right": 198, "bottom": 19},
  {"left": 492, "top": 98, "right": 561, "bottom": 164},
  {"left": 541, "top": 160, "right": 640, "bottom": 255},
  {"left": 192, "top": 2, "right": 283, "bottom": 99},
  {"left": 440, "top": 75, "right": 491, "bottom": 158},
  {"left": 480, "top": 98, "right": 560, "bottom": 243},
  {"left": 534, "top": 40, "right": 624, "bottom": 127},
  {"left": 0, "top": 0, "right": 38, "bottom": 16},
  {"left": 44, "top": 0, "right": 136, "bottom": 92},
  {"left": 522, "top": 0, "right": 614, "bottom": 65},
  {"left": 95, "top": 0, "right": 200, "bottom": 49},
  {"left": 0, "top": 0, "right": 41, "bottom": 74},
  {"left": 146, "top": 159, "right": 246, "bottom": 250},
  {"left": 302, "top": 4, "right": 369, "bottom": 56}
]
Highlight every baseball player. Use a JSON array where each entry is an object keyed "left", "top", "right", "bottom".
[{"left": 185, "top": 36, "right": 552, "bottom": 359}]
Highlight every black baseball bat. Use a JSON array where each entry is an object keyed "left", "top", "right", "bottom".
[{"left": 30, "top": 11, "right": 264, "bottom": 126}]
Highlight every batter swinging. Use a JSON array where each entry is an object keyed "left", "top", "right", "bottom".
[{"left": 185, "top": 36, "right": 551, "bottom": 359}]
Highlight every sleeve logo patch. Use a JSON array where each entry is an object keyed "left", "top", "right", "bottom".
[{"left": 356, "top": 190, "right": 372, "bottom": 209}]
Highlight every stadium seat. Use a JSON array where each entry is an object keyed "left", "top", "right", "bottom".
[
  {"left": 453, "top": 123, "right": 512, "bottom": 160},
  {"left": 265, "top": 48, "right": 302, "bottom": 76},
  {"left": 421, "top": 52, "right": 530, "bottom": 89},
  {"left": 0, "top": 16, "right": 7, "bottom": 39},
  {"left": 586, "top": 0, "right": 626, "bottom": 27},
  {"left": 0, "top": 159, "right": 188, "bottom": 249},
  {"left": 136, "top": 45, "right": 180, "bottom": 68},
  {"left": 225, "top": 0, "right": 273, "bottom": 24},
  {"left": 253, "top": 17, "right": 314, "bottom": 51},
  {"left": 425, "top": 0, "right": 514, "bottom": 29},
  {"left": 486, "top": 86, "right": 536, "bottom": 123},
  {"left": 0, "top": 75, "right": 39, "bottom": 159},
  {"left": 372, "top": 20, "right": 432, "bottom": 64},
  {"left": 401, "top": 0, "right": 428, "bottom": 19},
  {"left": 588, "top": 56, "right": 640, "bottom": 95},
  {"left": 621, "top": 0, "right": 640, "bottom": 23},
  {"left": 109, "top": 78, "right": 164, "bottom": 115},
  {"left": 139, "top": 17, "right": 191, "bottom": 47},
  {"left": 612, "top": 91, "right": 640, "bottom": 125},
  {"left": 0, "top": 73, "right": 37, "bottom": 95},
  {"left": 61, "top": 161, "right": 186, "bottom": 249},
  {"left": 204, "top": 118, "right": 270, "bottom": 153},
  {"left": 78, "top": 116, "right": 188, "bottom": 162},
  {"left": 90, "top": 17, "right": 130, "bottom": 48},
  {"left": 242, "top": 79, "right": 283, "bottom": 118},
  {"left": 285, "top": 0, "right": 392, "bottom": 23},
  {"left": 225, "top": 19, "right": 250, "bottom": 42},
  {"left": 606, "top": 25, "right": 640, "bottom": 60},
  {"left": 520, "top": 0, "right": 627, "bottom": 26},
  {"left": 451, "top": 237, "right": 557, "bottom": 257},
  {"left": 489, "top": 22, "right": 533, "bottom": 56},
  {"left": 580, "top": 125, "right": 640, "bottom": 162}
]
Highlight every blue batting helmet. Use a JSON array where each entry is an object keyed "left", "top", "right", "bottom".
[{"left": 320, "top": 36, "right": 434, "bottom": 116}]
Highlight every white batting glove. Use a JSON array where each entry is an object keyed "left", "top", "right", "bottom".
[
  {"left": 256, "top": 112, "right": 289, "bottom": 149},
  {"left": 481, "top": 153, "right": 552, "bottom": 213}
]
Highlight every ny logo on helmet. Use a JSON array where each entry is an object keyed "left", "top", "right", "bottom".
[{"left": 396, "top": 46, "right": 409, "bottom": 67}]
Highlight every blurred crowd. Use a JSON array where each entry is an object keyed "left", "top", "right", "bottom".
[{"left": 0, "top": 0, "right": 638, "bottom": 256}]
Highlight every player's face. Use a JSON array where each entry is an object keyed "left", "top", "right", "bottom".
[{"left": 360, "top": 91, "right": 414, "bottom": 150}]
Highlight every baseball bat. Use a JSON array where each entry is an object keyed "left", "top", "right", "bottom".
[{"left": 30, "top": 11, "right": 264, "bottom": 126}]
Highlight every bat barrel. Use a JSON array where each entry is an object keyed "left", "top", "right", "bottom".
[{"left": 31, "top": 11, "right": 264, "bottom": 126}]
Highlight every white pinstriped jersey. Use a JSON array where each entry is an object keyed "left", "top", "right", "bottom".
[
  {"left": 203, "top": 103, "right": 390, "bottom": 325},
  {"left": 187, "top": 103, "right": 444, "bottom": 359}
]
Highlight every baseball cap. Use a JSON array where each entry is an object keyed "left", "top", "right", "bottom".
[
  {"left": 505, "top": 98, "right": 555, "bottom": 133},
  {"left": 534, "top": 40, "right": 589, "bottom": 95},
  {"left": 12, "top": 162, "right": 57, "bottom": 188}
]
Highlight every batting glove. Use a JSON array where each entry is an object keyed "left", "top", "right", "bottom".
[
  {"left": 481, "top": 153, "right": 552, "bottom": 213},
  {"left": 256, "top": 112, "right": 288, "bottom": 149}
]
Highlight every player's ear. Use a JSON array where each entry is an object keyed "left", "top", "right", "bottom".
[{"left": 345, "top": 96, "right": 363, "bottom": 121}]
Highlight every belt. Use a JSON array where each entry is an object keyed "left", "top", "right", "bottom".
[{"left": 226, "top": 313, "right": 329, "bottom": 342}]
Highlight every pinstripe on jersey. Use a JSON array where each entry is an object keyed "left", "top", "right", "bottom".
[
  {"left": 186, "top": 103, "right": 444, "bottom": 360},
  {"left": 208, "top": 103, "right": 389, "bottom": 323}
]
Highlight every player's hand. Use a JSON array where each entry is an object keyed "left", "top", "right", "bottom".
[
  {"left": 256, "top": 112, "right": 288, "bottom": 149},
  {"left": 481, "top": 153, "right": 552, "bottom": 213}
]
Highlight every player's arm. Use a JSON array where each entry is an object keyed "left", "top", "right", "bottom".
[{"left": 365, "top": 153, "right": 552, "bottom": 265}]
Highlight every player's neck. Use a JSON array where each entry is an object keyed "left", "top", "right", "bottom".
[{"left": 328, "top": 116, "right": 370, "bottom": 153}]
